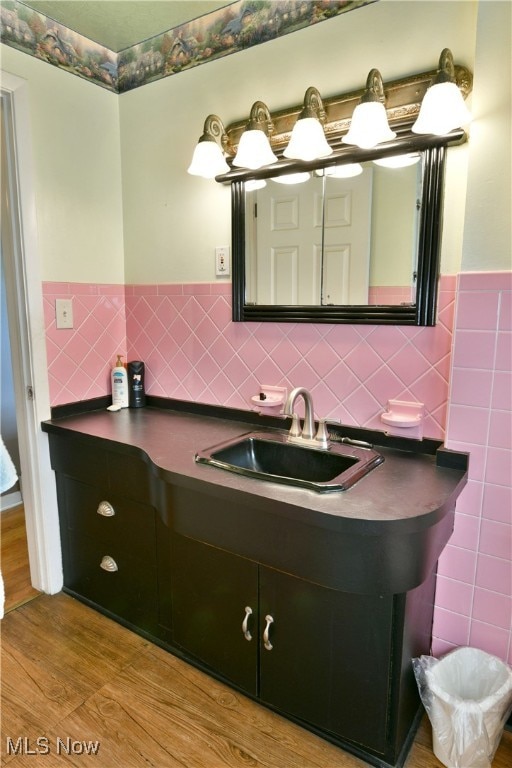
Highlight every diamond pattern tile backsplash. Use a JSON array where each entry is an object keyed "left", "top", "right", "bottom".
[
  {"left": 44, "top": 277, "right": 456, "bottom": 438},
  {"left": 43, "top": 282, "right": 127, "bottom": 406}
]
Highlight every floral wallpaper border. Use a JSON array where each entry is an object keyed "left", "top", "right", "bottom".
[{"left": 1, "top": 0, "right": 376, "bottom": 93}]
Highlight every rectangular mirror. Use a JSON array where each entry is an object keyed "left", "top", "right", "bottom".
[{"left": 231, "top": 135, "right": 462, "bottom": 326}]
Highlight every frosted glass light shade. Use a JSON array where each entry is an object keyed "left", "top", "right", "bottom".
[
  {"left": 412, "top": 82, "right": 472, "bottom": 135},
  {"left": 187, "top": 140, "right": 229, "bottom": 178},
  {"left": 284, "top": 117, "right": 333, "bottom": 161},
  {"left": 233, "top": 129, "right": 277, "bottom": 169},
  {"left": 324, "top": 163, "right": 363, "bottom": 178},
  {"left": 343, "top": 101, "right": 396, "bottom": 149},
  {"left": 245, "top": 179, "right": 267, "bottom": 190},
  {"left": 271, "top": 172, "right": 310, "bottom": 185}
]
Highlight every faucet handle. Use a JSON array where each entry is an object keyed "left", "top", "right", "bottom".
[
  {"left": 289, "top": 413, "right": 302, "bottom": 437},
  {"left": 314, "top": 419, "right": 329, "bottom": 447}
]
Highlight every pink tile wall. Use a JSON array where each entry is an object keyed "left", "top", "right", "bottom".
[
  {"left": 124, "top": 276, "right": 456, "bottom": 438},
  {"left": 432, "top": 272, "right": 512, "bottom": 665},
  {"left": 43, "top": 282, "right": 127, "bottom": 406},
  {"left": 368, "top": 286, "right": 415, "bottom": 305},
  {"left": 44, "top": 278, "right": 455, "bottom": 431}
]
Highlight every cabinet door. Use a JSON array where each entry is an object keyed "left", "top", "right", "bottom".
[
  {"left": 259, "top": 567, "right": 393, "bottom": 755},
  {"left": 57, "top": 476, "right": 159, "bottom": 634},
  {"left": 171, "top": 535, "right": 258, "bottom": 694}
]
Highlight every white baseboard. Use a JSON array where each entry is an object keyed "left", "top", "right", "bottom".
[{"left": 1, "top": 491, "right": 23, "bottom": 511}]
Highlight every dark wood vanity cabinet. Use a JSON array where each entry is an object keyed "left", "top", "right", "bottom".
[
  {"left": 44, "top": 421, "right": 456, "bottom": 768},
  {"left": 171, "top": 532, "right": 429, "bottom": 762},
  {"left": 57, "top": 476, "right": 158, "bottom": 632},
  {"left": 171, "top": 531, "right": 259, "bottom": 693},
  {"left": 48, "top": 433, "right": 171, "bottom": 641},
  {"left": 258, "top": 563, "right": 393, "bottom": 754}
]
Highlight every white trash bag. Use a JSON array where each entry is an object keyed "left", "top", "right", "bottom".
[{"left": 413, "top": 647, "right": 512, "bottom": 768}]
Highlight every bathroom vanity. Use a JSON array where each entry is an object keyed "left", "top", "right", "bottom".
[{"left": 42, "top": 401, "right": 468, "bottom": 768}]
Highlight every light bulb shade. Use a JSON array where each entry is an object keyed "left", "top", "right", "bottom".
[
  {"left": 343, "top": 101, "right": 396, "bottom": 149},
  {"left": 187, "top": 139, "right": 229, "bottom": 178},
  {"left": 323, "top": 163, "right": 363, "bottom": 178},
  {"left": 284, "top": 117, "right": 333, "bottom": 161},
  {"left": 233, "top": 129, "right": 277, "bottom": 169},
  {"left": 245, "top": 179, "right": 267, "bottom": 190},
  {"left": 271, "top": 172, "right": 311, "bottom": 185},
  {"left": 412, "top": 81, "right": 472, "bottom": 135}
]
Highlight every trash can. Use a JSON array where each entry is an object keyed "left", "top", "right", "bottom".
[{"left": 413, "top": 647, "right": 512, "bottom": 768}]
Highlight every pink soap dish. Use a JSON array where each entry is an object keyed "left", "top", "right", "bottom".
[{"left": 381, "top": 399, "right": 425, "bottom": 438}]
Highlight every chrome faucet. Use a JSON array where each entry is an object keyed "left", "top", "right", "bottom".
[{"left": 283, "top": 387, "right": 329, "bottom": 449}]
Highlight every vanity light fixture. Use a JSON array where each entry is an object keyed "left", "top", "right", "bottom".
[
  {"left": 283, "top": 86, "right": 333, "bottom": 161},
  {"left": 245, "top": 179, "right": 267, "bottom": 190},
  {"left": 232, "top": 101, "right": 278, "bottom": 169},
  {"left": 412, "top": 49, "right": 472, "bottom": 135},
  {"left": 188, "top": 53, "right": 472, "bottom": 181},
  {"left": 342, "top": 68, "right": 396, "bottom": 149},
  {"left": 187, "top": 114, "right": 230, "bottom": 178},
  {"left": 271, "top": 172, "right": 311, "bottom": 185}
]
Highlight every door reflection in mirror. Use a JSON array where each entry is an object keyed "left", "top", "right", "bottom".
[{"left": 244, "top": 155, "right": 423, "bottom": 307}]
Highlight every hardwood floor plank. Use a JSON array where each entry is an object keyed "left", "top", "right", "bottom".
[
  {"left": 4, "top": 691, "right": 188, "bottom": 768},
  {"left": 1, "top": 594, "right": 149, "bottom": 698},
  {"left": 1, "top": 634, "right": 85, "bottom": 742},
  {"left": 1, "top": 505, "right": 40, "bottom": 613},
  {"left": 94, "top": 645, "right": 363, "bottom": 768}
]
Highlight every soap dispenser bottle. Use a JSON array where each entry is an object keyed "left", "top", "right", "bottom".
[{"left": 111, "top": 355, "right": 128, "bottom": 408}]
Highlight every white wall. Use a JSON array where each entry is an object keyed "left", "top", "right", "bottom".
[
  {"left": 0, "top": 46, "right": 124, "bottom": 283},
  {"left": 370, "top": 164, "right": 419, "bottom": 286},
  {"left": 119, "top": 0, "right": 478, "bottom": 284},
  {"left": 462, "top": 0, "right": 511, "bottom": 271}
]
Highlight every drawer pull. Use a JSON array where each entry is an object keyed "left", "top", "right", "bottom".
[
  {"left": 263, "top": 614, "right": 274, "bottom": 651},
  {"left": 242, "top": 606, "right": 253, "bottom": 641},
  {"left": 100, "top": 555, "right": 118, "bottom": 572},
  {"left": 97, "top": 501, "right": 115, "bottom": 517}
]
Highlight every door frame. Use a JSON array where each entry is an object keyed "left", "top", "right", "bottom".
[{"left": 1, "top": 71, "right": 62, "bottom": 594}]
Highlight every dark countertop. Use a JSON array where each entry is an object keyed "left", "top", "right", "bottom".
[
  {"left": 42, "top": 404, "right": 467, "bottom": 534},
  {"left": 42, "top": 403, "right": 469, "bottom": 593}
]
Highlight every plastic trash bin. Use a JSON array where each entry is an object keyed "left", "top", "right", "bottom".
[{"left": 413, "top": 647, "right": 512, "bottom": 768}]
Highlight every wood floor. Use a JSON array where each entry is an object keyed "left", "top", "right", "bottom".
[
  {"left": 2, "top": 593, "right": 511, "bottom": 768},
  {"left": 1, "top": 504, "right": 40, "bottom": 613}
]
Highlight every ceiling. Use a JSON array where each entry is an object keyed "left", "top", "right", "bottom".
[{"left": 24, "top": 1, "right": 233, "bottom": 52}]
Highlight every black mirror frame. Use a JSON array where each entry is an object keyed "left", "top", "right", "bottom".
[{"left": 232, "top": 132, "right": 464, "bottom": 326}]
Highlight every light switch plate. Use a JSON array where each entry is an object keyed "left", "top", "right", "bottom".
[
  {"left": 55, "top": 298, "right": 73, "bottom": 329},
  {"left": 215, "top": 246, "right": 230, "bottom": 277}
]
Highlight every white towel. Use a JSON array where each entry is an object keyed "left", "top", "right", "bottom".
[{"left": 0, "top": 435, "right": 18, "bottom": 494}]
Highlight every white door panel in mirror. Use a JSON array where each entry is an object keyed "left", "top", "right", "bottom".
[{"left": 244, "top": 159, "right": 421, "bottom": 308}]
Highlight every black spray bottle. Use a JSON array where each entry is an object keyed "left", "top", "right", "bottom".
[{"left": 128, "top": 361, "right": 146, "bottom": 408}]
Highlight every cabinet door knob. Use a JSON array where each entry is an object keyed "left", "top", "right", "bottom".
[
  {"left": 97, "top": 501, "right": 115, "bottom": 517},
  {"left": 242, "top": 606, "right": 253, "bottom": 641},
  {"left": 100, "top": 555, "right": 118, "bottom": 572},
  {"left": 263, "top": 614, "right": 274, "bottom": 651}
]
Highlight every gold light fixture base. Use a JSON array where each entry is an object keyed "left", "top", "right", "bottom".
[{"left": 224, "top": 63, "right": 472, "bottom": 159}]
